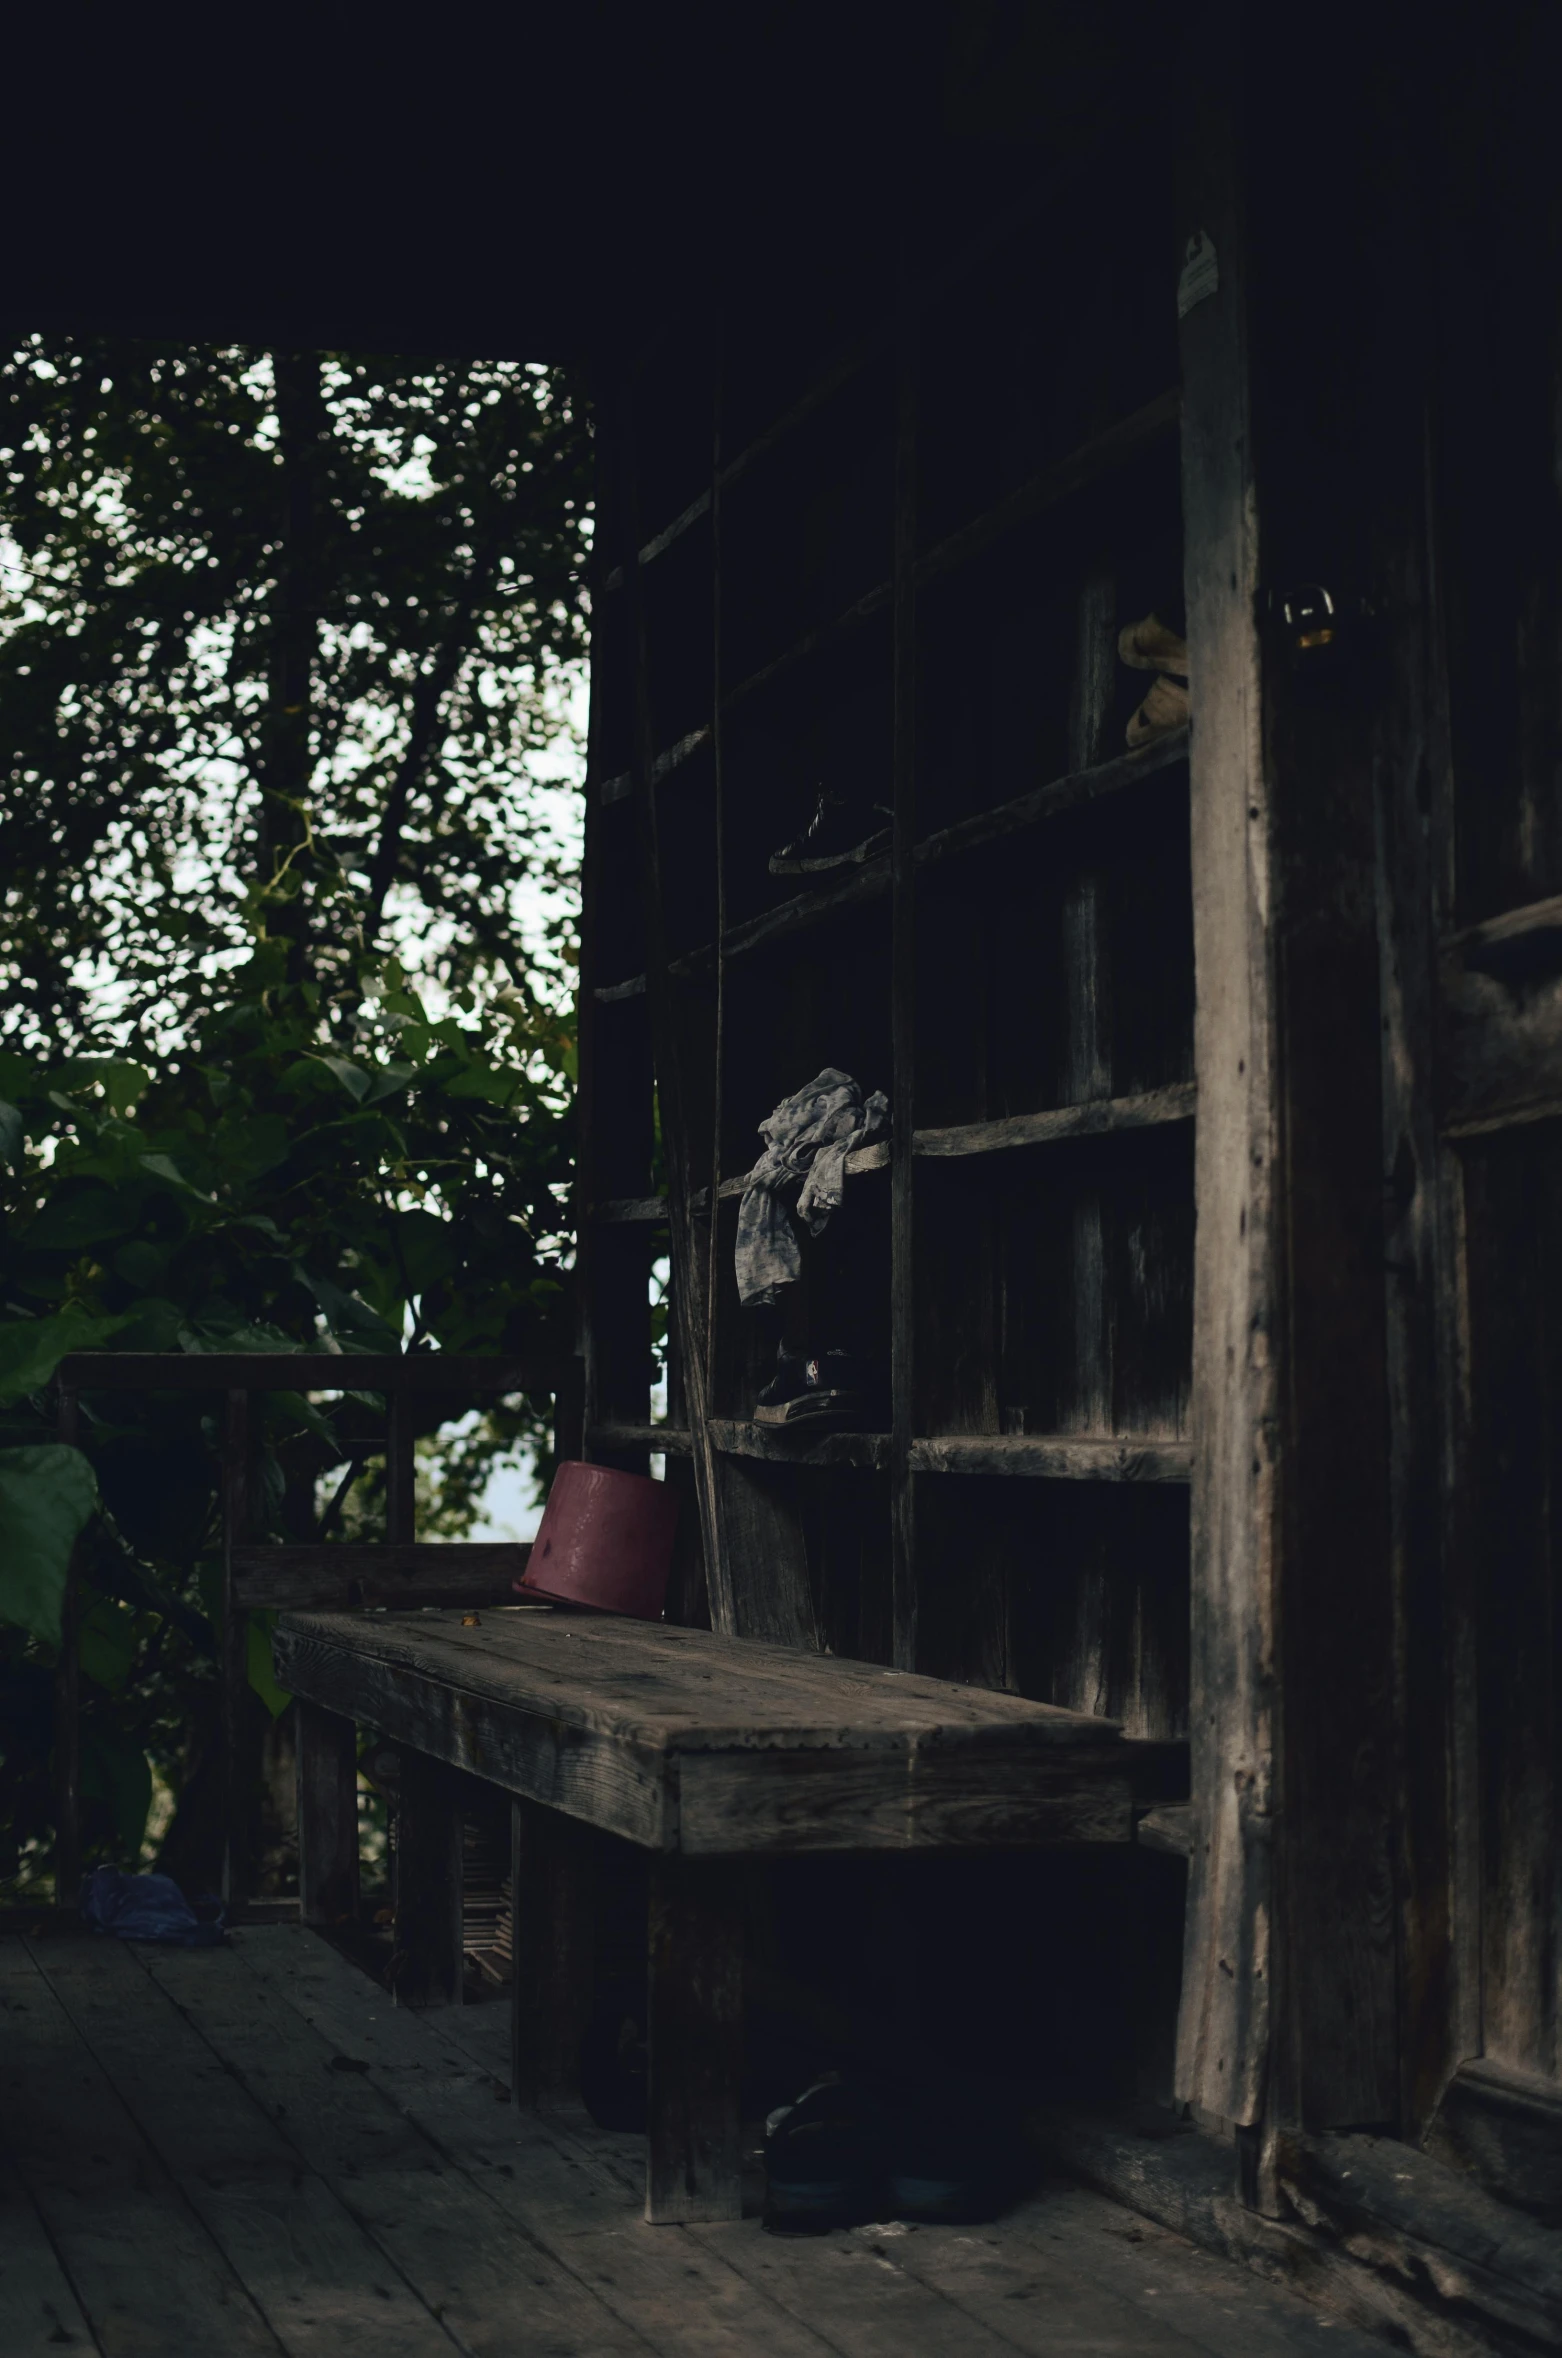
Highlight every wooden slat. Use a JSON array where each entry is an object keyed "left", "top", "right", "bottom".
[
  {"left": 233, "top": 1541, "right": 529, "bottom": 1609},
  {"left": 909, "top": 1434, "right": 1193, "bottom": 1482},
  {"left": 707, "top": 1420, "right": 891, "bottom": 1470},
  {"left": 55, "top": 1350, "right": 573, "bottom": 1393},
  {"left": 1441, "top": 953, "right": 1562, "bottom": 1137},
  {"left": 915, "top": 730, "right": 1189, "bottom": 871},
  {"left": 591, "top": 1193, "right": 669, "bottom": 1223},
  {"left": 915, "top": 386, "right": 1182, "bottom": 591},
  {"left": 220, "top": 1387, "right": 250, "bottom": 1915},
  {"left": 672, "top": 853, "right": 890, "bottom": 978},
  {"left": 714, "top": 1136, "right": 889, "bottom": 1200},
  {"left": 584, "top": 1422, "right": 692, "bottom": 1457},
  {"left": 722, "top": 577, "right": 889, "bottom": 716},
  {"left": 650, "top": 723, "right": 710, "bottom": 781},
  {"left": 676, "top": 1748, "right": 1134, "bottom": 1856},
  {"left": 914, "top": 1085, "right": 1196, "bottom": 1160},
  {"left": 592, "top": 972, "right": 647, "bottom": 1003},
  {"left": 52, "top": 1386, "right": 81, "bottom": 1910}
]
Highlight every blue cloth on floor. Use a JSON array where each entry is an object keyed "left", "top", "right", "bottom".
[{"left": 80, "top": 1867, "right": 226, "bottom": 1947}]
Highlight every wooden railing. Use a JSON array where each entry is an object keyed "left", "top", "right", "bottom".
[{"left": 49, "top": 1349, "right": 582, "bottom": 1913}]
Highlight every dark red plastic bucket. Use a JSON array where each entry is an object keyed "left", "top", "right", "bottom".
[{"left": 516, "top": 1460, "right": 679, "bottom": 1619}]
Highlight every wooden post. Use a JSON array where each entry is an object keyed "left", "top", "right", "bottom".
[
  {"left": 296, "top": 1701, "right": 360, "bottom": 1927},
  {"left": 220, "top": 1387, "right": 250, "bottom": 1914},
  {"left": 890, "top": 302, "right": 919, "bottom": 1674},
  {"left": 53, "top": 1383, "right": 81, "bottom": 1907},
  {"left": 645, "top": 1851, "right": 743, "bottom": 2224},
  {"left": 393, "top": 1746, "right": 463, "bottom": 2008},
  {"left": 384, "top": 1379, "right": 415, "bottom": 1545},
  {"left": 510, "top": 1797, "right": 597, "bottom": 2105}
]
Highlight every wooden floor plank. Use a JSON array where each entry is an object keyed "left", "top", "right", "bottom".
[
  {"left": 0, "top": 1939, "right": 281, "bottom": 2358},
  {"left": 135, "top": 1941, "right": 655, "bottom": 2358},
  {"left": 0, "top": 2155, "right": 100, "bottom": 2356},
  {"left": 228, "top": 1928, "right": 883, "bottom": 2357},
  {"left": 998, "top": 2185, "right": 1385, "bottom": 2356},
  {"left": 31, "top": 1939, "right": 459, "bottom": 2358}
]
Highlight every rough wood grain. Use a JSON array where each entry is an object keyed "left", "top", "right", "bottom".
[
  {"left": 912, "top": 727, "right": 1189, "bottom": 871},
  {"left": 392, "top": 1747, "right": 464, "bottom": 2009},
  {"left": 296, "top": 1700, "right": 360, "bottom": 1928},
  {"left": 234, "top": 1542, "right": 530, "bottom": 1610},
  {"left": 1174, "top": 66, "right": 1279, "bottom": 2131},
  {"left": 0, "top": 2153, "right": 98, "bottom": 2357},
  {"left": 645, "top": 1854, "right": 743, "bottom": 2223},
  {"left": 914, "top": 1085, "right": 1195, "bottom": 1160},
  {"left": 511, "top": 1797, "right": 597, "bottom": 2105},
  {"left": 707, "top": 1420, "right": 891, "bottom": 1470},
  {"left": 28, "top": 1938, "right": 453, "bottom": 2356},
  {"left": 585, "top": 1423, "right": 694, "bottom": 1457},
  {"left": 0, "top": 1941, "right": 281, "bottom": 2356},
  {"left": 909, "top": 1435, "right": 1192, "bottom": 1482},
  {"left": 140, "top": 1934, "right": 654, "bottom": 2357},
  {"left": 675, "top": 1747, "right": 1135, "bottom": 1856}
]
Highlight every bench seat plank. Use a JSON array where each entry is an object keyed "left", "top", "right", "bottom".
[{"left": 273, "top": 1607, "right": 1141, "bottom": 1854}]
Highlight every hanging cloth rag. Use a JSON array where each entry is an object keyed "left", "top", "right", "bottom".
[{"left": 735, "top": 1067, "right": 890, "bottom": 1307}]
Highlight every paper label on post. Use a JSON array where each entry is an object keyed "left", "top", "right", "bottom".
[{"left": 1177, "top": 231, "right": 1219, "bottom": 318}]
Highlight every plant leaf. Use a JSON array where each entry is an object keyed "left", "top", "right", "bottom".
[{"left": 0, "top": 1444, "right": 99, "bottom": 1646}]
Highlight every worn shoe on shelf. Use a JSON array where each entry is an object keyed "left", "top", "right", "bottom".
[
  {"left": 762, "top": 2077, "right": 888, "bottom": 2234},
  {"left": 1117, "top": 611, "right": 1189, "bottom": 675},
  {"left": 768, "top": 791, "right": 890, "bottom": 875},
  {"left": 1126, "top": 673, "right": 1191, "bottom": 753},
  {"left": 754, "top": 1344, "right": 868, "bottom": 1426}
]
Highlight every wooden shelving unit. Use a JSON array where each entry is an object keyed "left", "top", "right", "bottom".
[{"left": 579, "top": 127, "right": 1194, "bottom": 1729}]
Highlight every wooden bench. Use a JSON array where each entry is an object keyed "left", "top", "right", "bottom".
[{"left": 274, "top": 1603, "right": 1171, "bottom": 2222}]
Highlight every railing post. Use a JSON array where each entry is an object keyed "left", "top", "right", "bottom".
[
  {"left": 385, "top": 1375, "right": 415, "bottom": 1545},
  {"left": 53, "top": 1383, "right": 82, "bottom": 1908},
  {"left": 296, "top": 1700, "right": 360, "bottom": 1926},
  {"left": 221, "top": 1387, "right": 250, "bottom": 1914}
]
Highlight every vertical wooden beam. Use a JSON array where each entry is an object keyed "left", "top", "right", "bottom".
[
  {"left": 890, "top": 300, "right": 919, "bottom": 1672},
  {"left": 1174, "top": 48, "right": 1279, "bottom": 2135},
  {"left": 220, "top": 1387, "right": 251, "bottom": 1914},
  {"left": 384, "top": 1379, "right": 415, "bottom": 1545},
  {"left": 296, "top": 1700, "right": 360, "bottom": 1928},
  {"left": 510, "top": 1797, "right": 597, "bottom": 2104},
  {"left": 393, "top": 1746, "right": 463, "bottom": 2008},
  {"left": 53, "top": 1383, "right": 81, "bottom": 1907},
  {"left": 645, "top": 1851, "right": 743, "bottom": 2224}
]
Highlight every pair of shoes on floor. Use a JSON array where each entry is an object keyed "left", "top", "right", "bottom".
[
  {"left": 754, "top": 1343, "right": 871, "bottom": 1427},
  {"left": 769, "top": 789, "right": 891, "bottom": 875},
  {"left": 1119, "top": 611, "right": 1190, "bottom": 752},
  {"left": 763, "top": 2075, "right": 1018, "bottom": 2234}
]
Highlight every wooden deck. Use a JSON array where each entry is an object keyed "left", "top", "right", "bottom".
[{"left": 0, "top": 1925, "right": 1381, "bottom": 2357}]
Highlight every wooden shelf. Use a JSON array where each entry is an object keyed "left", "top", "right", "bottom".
[
  {"left": 916, "top": 731, "right": 1189, "bottom": 873},
  {"left": 665, "top": 736, "right": 1187, "bottom": 985},
  {"left": 723, "top": 579, "right": 890, "bottom": 717},
  {"left": 716, "top": 1137, "right": 890, "bottom": 1201},
  {"left": 709, "top": 1421, "right": 891, "bottom": 1470},
  {"left": 909, "top": 1435, "right": 1192, "bottom": 1482},
  {"left": 586, "top": 1423, "right": 693, "bottom": 1457},
  {"left": 914, "top": 1084, "right": 1195, "bottom": 1159},
  {"left": 915, "top": 388, "right": 1181, "bottom": 592}
]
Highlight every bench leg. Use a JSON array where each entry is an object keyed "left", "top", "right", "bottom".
[
  {"left": 296, "top": 1701, "right": 360, "bottom": 1928},
  {"left": 645, "top": 1853, "right": 743, "bottom": 2224},
  {"left": 394, "top": 1749, "right": 463, "bottom": 2008},
  {"left": 511, "top": 1798, "right": 596, "bottom": 2104}
]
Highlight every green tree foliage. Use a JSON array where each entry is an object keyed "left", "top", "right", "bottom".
[{"left": 0, "top": 341, "right": 588, "bottom": 1892}]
